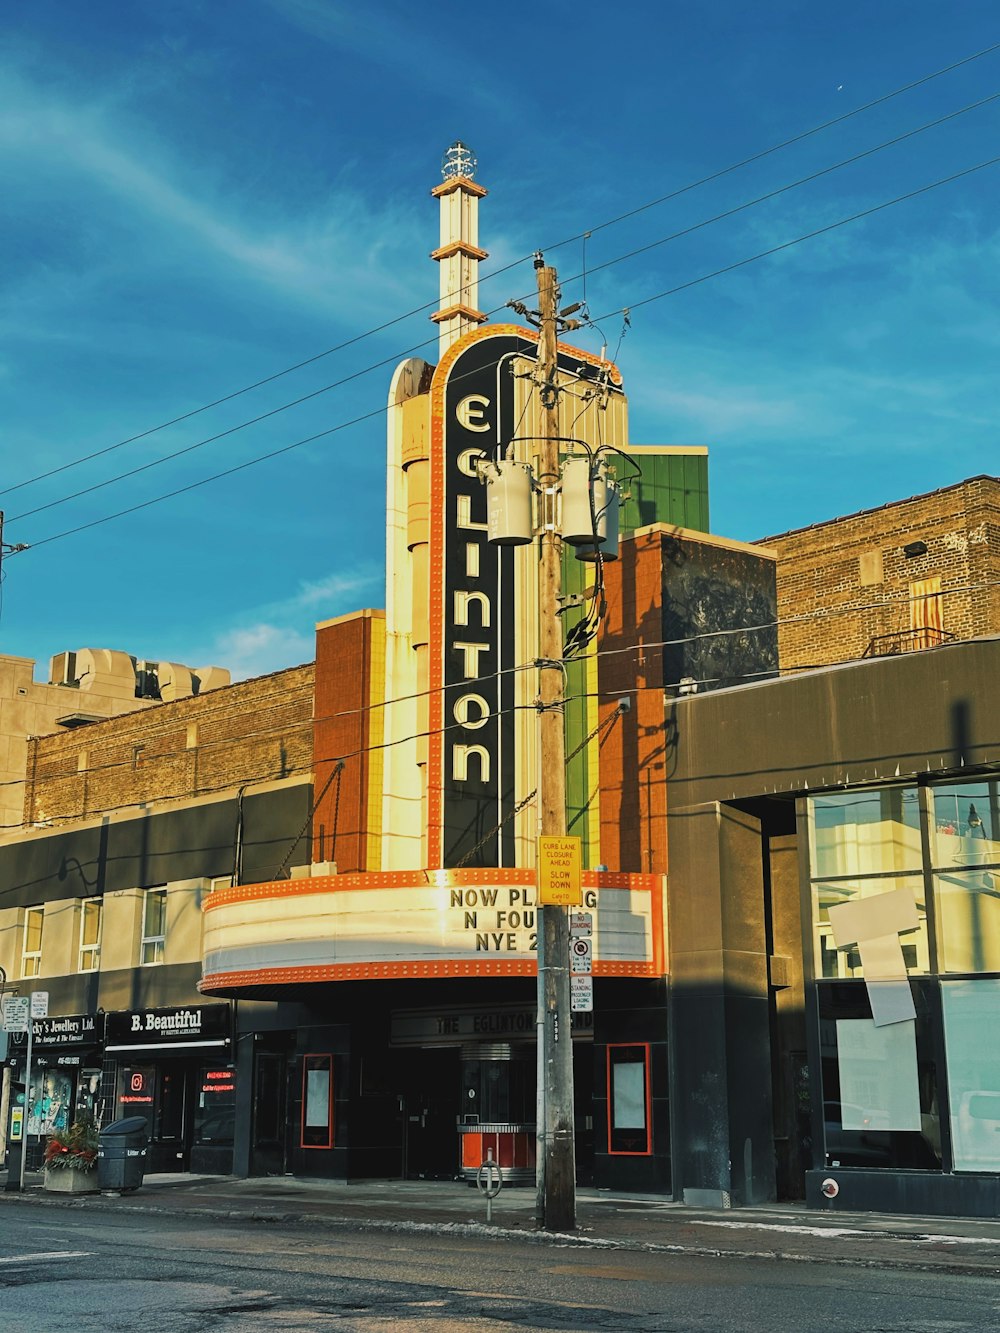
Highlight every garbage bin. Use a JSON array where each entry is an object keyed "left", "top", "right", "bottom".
[{"left": 97, "top": 1116, "right": 149, "bottom": 1193}]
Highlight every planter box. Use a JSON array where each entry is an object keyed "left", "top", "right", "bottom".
[{"left": 43, "top": 1165, "right": 98, "bottom": 1194}]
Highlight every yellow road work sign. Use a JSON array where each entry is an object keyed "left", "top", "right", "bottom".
[{"left": 538, "top": 835, "right": 583, "bottom": 906}]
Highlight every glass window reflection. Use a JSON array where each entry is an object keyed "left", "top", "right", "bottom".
[
  {"left": 811, "top": 789, "right": 922, "bottom": 879},
  {"left": 814, "top": 876, "right": 927, "bottom": 979}
]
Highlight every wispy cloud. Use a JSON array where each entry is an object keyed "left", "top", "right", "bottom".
[
  {"left": 204, "top": 622, "right": 316, "bottom": 681},
  {"left": 262, "top": 0, "right": 512, "bottom": 115},
  {"left": 0, "top": 64, "right": 430, "bottom": 323},
  {"left": 178, "top": 564, "right": 383, "bottom": 680}
]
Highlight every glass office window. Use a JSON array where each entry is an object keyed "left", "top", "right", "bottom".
[
  {"left": 810, "top": 788, "right": 922, "bottom": 879},
  {"left": 141, "top": 888, "right": 167, "bottom": 965},
  {"left": 21, "top": 906, "right": 44, "bottom": 978},
  {"left": 931, "top": 780, "right": 1000, "bottom": 867},
  {"left": 941, "top": 980, "right": 1000, "bottom": 1172},
  {"left": 929, "top": 781, "right": 1000, "bottom": 974},
  {"left": 934, "top": 870, "right": 1000, "bottom": 974},
  {"left": 78, "top": 898, "right": 102, "bottom": 972}
]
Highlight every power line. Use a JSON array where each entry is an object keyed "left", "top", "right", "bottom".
[
  {"left": 3, "top": 39, "right": 997, "bottom": 503},
  {"left": 2, "top": 576, "right": 995, "bottom": 817},
  {"left": 10, "top": 149, "right": 999, "bottom": 555},
  {"left": 10, "top": 88, "right": 998, "bottom": 530}
]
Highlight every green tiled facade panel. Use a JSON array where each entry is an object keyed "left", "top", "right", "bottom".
[{"left": 562, "top": 449, "right": 709, "bottom": 866}]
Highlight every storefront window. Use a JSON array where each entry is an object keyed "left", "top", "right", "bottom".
[
  {"left": 813, "top": 875, "right": 928, "bottom": 979},
  {"left": 931, "top": 780, "right": 1000, "bottom": 866},
  {"left": 607, "top": 1044, "right": 651, "bottom": 1155},
  {"left": 301, "top": 1054, "right": 333, "bottom": 1149},
  {"left": 810, "top": 789, "right": 922, "bottom": 879},
  {"left": 930, "top": 781, "right": 1000, "bottom": 975},
  {"left": 194, "top": 1064, "right": 236, "bottom": 1145},
  {"left": 74, "top": 1069, "right": 103, "bottom": 1123},
  {"left": 819, "top": 981, "right": 941, "bottom": 1171},
  {"left": 26, "top": 1069, "right": 73, "bottom": 1137},
  {"left": 118, "top": 1065, "right": 156, "bottom": 1136},
  {"left": 941, "top": 980, "right": 1000, "bottom": 1172}
]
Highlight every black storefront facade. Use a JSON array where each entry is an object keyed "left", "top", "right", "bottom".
[
  {"left": 103, "top": 1003, "right": 235, "bottom": 1174},
  {"left": 666, "top": 634, "right": 1000, "bottom": 1218},
  {"left": 218, "top": 975, "right": 671, "bottom": 1193},
  {"left": 0, "top": 780, "right": 311, "bottom": 1179},
  {"left": 5, "top": 1013, "right": 104, "bottom": 1172}
]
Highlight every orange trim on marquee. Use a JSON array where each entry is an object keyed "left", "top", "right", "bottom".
[{"left": 199, "top": 957, "right": 655, "bottom": 992}]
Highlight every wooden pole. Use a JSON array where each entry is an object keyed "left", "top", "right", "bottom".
[{"left": 534, "top": 259, "right": 576, "bottom": 1232}]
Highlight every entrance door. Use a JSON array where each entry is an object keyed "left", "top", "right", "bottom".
[
  {"left": 403, "top": 1049, "right": 460, "bottom": 1180},
  {"left": 251, "top": 1050, "right": 289, "bottom": 1176}
]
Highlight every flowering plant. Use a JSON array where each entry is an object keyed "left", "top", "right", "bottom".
[{"left": 44, "top": 1113, "right": 98, "bottom": 1171}]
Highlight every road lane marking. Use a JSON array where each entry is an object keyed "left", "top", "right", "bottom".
[{"left": 0, "top": 1251, "right": 92, "bottom": 1265}]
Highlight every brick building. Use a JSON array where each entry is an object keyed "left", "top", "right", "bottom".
[
  {"left": 759, "top": 475, "right": 1000, "bottom": 671},
  {"left": 2, "top": 148, "right": 997, "bottom": 1219},
  {"left": 0, "top": 647, "right": 229, "bottom": 832},
  {"left": 22, "top": 662, "right": 312, "bottom": 830}
]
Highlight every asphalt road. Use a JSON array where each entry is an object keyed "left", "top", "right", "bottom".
[{"left": 1, "top": 1202, "right": 999, "bottom": 1332}]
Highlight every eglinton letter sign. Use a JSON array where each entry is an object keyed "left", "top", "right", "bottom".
[{"left": 429, "top": 329, "right": 527, "bottom": 867}]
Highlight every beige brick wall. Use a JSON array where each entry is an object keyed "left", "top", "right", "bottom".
[
  {"left": 24, "top": 664, "right": 315, "bottom": 826},
  {"left": 759, "top": 477, "right": 1000, "bottom": 671},
  {"left": 0, "top": 656, "right": 155, "bottom": 832}
]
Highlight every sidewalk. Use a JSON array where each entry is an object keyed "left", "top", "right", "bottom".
[{"left": 2, "top": 1168, "right": 999, "bottom": 1276}]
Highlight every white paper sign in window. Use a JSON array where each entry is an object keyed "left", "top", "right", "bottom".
[
  {"left": 836, "top": 1019, "right": 921, "bottom": 1131},
  {"left": 827, "top": 887, "right": 918, "bottom": 1027}
]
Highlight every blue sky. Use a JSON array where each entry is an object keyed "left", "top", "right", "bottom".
[{"left": 2, "top": 2, "right": 998, "bottom": 680}]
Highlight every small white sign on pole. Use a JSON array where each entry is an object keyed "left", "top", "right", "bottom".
[
  {"left": 570, "top": 975, "right": 593, "bottom": 1012},
  {"left": 30, "top": 991, "right": 49, "bottom": 1019},
  {"left": 569, "top": 911, "right": 593, "bottom": 937},
  {"left": 2, "top": 996, "right": 29, "bottom": 1033},
  {"left": 570, "top": 937, "right": 593, "bottom": 974}
]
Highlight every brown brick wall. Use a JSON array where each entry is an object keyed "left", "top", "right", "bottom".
[
  {"left": 760, "top": 476, "right": 1000, "bottom": 670},
  {"left": 24, "top": 664, "right": 315, "bottom": 825},
  {"left": 599, "top": 531, "right": 668, "bottom": 874},
  {"left": 312, "top": 612, "right": 381, "bottom": 872}
]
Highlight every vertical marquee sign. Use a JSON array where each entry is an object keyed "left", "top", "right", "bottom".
[
  {"left": 427, "top": 325, "right": 623, "bottom": 869},
  {"left": 429, "top": 327, "right": 529, "bottom": 868}
]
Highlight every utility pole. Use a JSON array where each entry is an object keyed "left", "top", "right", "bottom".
[{"left": 534, "top": 256, "right": 576, "bottom": 1233}]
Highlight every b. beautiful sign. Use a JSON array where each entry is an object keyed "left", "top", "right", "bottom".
[{"left": 105, "top": 1004, "right": 230, "bottom": 1051}]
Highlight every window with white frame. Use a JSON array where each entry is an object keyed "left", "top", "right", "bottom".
[
  {"left": 78, "top": 898, "right": 102, "bottom": 972},
  {"left": 141, "top": 888, "right": 167, "bottom": 965},
  {"left": 21, "top": 906, "right": 44, "bottom": 978}
]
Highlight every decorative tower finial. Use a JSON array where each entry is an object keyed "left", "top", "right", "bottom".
[
  {"left": 431, "top": 142, "right": 489, "bottom": 355},
  {"left": 441, "top": 140, "right": 478, "bottom": 182}
]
